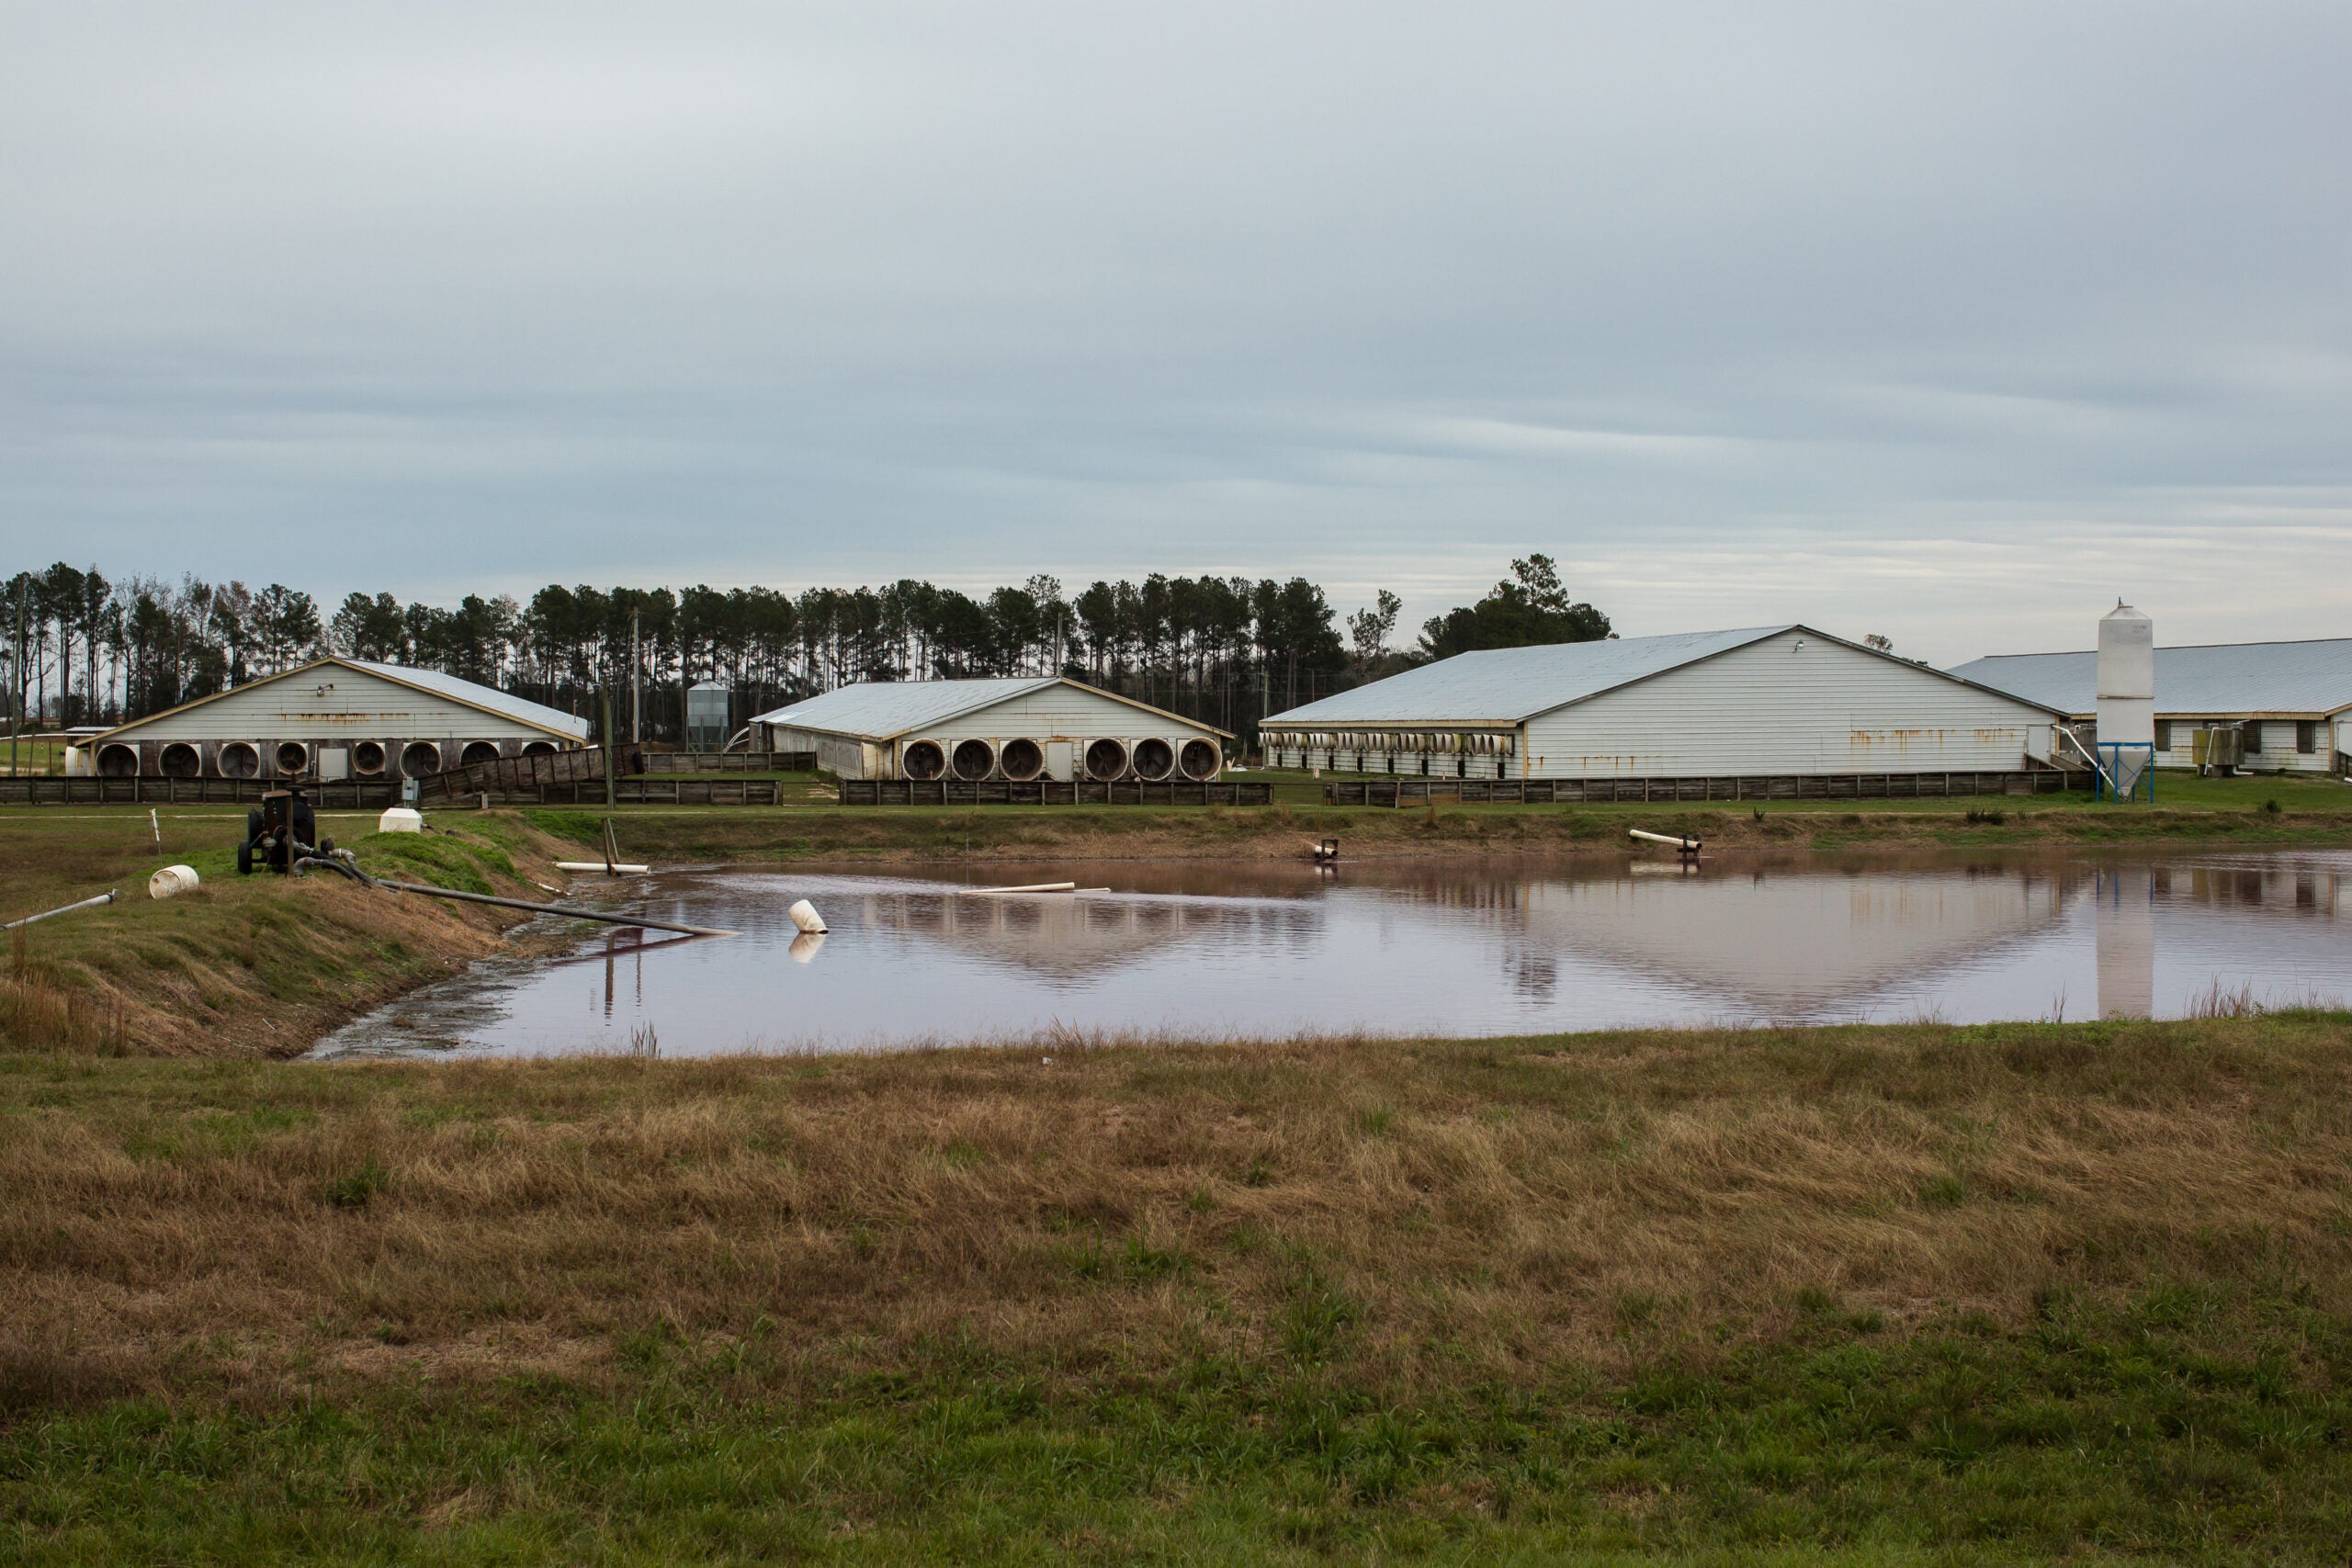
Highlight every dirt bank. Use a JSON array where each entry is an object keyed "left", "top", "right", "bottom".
[{"left": 523, "top": 795, "right": 2352, "bottom": 866}]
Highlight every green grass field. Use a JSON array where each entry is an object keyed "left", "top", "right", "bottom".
[
  {"left": 5, "top": 1017, "right": 2352, "bottom": 1562},
  {"left": 0, "top": 734, "right": 72, "bottom": 777}
]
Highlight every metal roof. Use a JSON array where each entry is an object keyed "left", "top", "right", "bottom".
[
  {"left": 345, "top": 660, "right": 592, "bottom": 739},
  {"left": 751, "top": 677, "right": 1233, "bottom": 741},
  {"left": 1948, "top": 639, "right": 2352, "bottom": 717},
  {"left": 1265, "top": 626, "right": 1799, "bottom": 725},
  {"left": 93, "top": 657, "right": 591, "bottom": 741}
]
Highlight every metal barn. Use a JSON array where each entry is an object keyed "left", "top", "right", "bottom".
[
  {"left": 751, "top": 678, "right": 1229, "bottom": 782},
  {"left": 1263, "top": 626, "right": 2066, "bottom": 782},
  {"left": 67, "top": 658, "right": 590, "bottom": 783},
  {"left": 1951, "top": 637, "right": 2352, "bottom": 776}
]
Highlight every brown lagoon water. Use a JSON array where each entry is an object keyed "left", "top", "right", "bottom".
[{"left": 309, "top": 849, "right": 2352, "bottom": 1059}]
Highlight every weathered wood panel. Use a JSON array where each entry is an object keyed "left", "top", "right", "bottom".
[
  {"left": 1322, "top": 772, "right": 2085, "bottom": 807},
  {"left": 0, "top": 778, "right": 400, "bottom": 807},
  {"left": 838, "top": 779, "right": 1272, "bottom": 807}
]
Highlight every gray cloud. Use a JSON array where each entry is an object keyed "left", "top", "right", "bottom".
[{"left": 3, "top": 1, "right": 2346, "bottom": 662}]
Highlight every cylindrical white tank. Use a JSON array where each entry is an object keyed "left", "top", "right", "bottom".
[
  {"left": 148, "top": 864, "right": 200, "bottom": 900},
  {"left": 788, "top": 898, "right": 828, "bottom": 934},
  {"left": 2097, "top": 600, "right": 2155, "bottom": 749}
]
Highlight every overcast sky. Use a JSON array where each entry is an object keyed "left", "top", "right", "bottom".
[{"left": 3, "top": 2, "right": 2346, "bottom": 665}]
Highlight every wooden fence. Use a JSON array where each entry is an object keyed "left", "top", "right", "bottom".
[
  {"left": 419, "top": 747, "right": 814, "bottom": 804},
  {"left": 1324, "top": 771, "right": 2089, "bottom": 807},
  {"left": 0, "top": 749, "right": 812, "bottom": 808},
  {"left": 0, "top": 778, "right": 400, "bottom": 807},
  {"left": 841, "top": 779, "right": 1274, "bottom": 807},
  {"left": 416, "top": 746, "right": 632, "bottom": 802},
  {"left": 635, "top": 750, "right": 814, "bottom": 774},
  {"left": 428, "top": 776, "right": 789, "bottom": 807}
]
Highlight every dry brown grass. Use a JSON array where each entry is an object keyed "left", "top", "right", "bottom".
[{"left": 6, "top": 1014, "right": 2348, "bottom": 1415}]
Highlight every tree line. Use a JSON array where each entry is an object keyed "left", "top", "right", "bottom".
[{"left": 1, "top": 556, "right": 1608, "bottom": 743}]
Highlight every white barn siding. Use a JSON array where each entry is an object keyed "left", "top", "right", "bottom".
[
  {"left": 907, "top": 688, "right": 1207, "bottom": 741},
  {"left": 888, "top": 688, "right": 1220, "bottom": 780},
  {"left": 768, "top": 683, "right": 1222, "bottom": 780},
  {"left": 111, "top": 674, "right": 570, "bottom": 744},
  {"left": 1521, "top": 630, "right": 2052, "bottom": 778},
  {"left": 86, "top": 665, "right": 582, "bottom": 781},
  {"left": 765, "top": 729, "right": 876, "bottom": 778},
  {"left": 2144, "top": 716, "right": 2346, "bottom": 775}
]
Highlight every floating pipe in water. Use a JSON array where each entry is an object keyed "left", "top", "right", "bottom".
[
  {"left": 300, "top": 852, "right": 733, "bottom": 935},
  {"left": 960, "top": 882, "right": 1078, "bottom": 896},
  {"left": 288, "top": 850, "right": 737, "bottom": 936},
  {"left": 373, "top": 879, "right": 740, "bottom": 937},
  {"left": 789, "top": 898, "right": 828, "bottom": 933},
  {"left": 556, "top": 862, "right": 650, "bottom": 874}
]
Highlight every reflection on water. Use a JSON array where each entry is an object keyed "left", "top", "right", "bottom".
[
  {"left": 310, "top": 850, "right": 2352, "bottom": 1059},
  {"left": 2098, "top": 866, "right": 2154, "bottom": 1020}
]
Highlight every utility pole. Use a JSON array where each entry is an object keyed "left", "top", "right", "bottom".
[
  {"left": 10, "top": 577, "right": 25, "bottom": 781},
  {"left": 630, "top": 609, "right": 641, "bottom": 744},
  {"left": 602, "top": 689, "right": 617, "bottom": 809},
  {"left": 1259, "top": 665, "right": 1269, "bottom": 762}
]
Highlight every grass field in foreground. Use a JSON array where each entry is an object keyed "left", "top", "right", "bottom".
[{"left": 6, "top": 1017, "right": 2351, "bottom": 1562}]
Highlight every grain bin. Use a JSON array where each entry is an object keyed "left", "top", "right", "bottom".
[
  {"left": 2098, "top": 601, "right": 2156, "bottom": 799},
  {"left": 2097, "top": 601, "right": 2155, "bottom": 748}
]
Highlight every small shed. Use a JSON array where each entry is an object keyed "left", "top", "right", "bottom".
[
  {"left": 1951, "top": 637, "right": 2352, "bottom": 775},
  {"left": 67, "top": 658, "right": 590, "bottom": 782},
  {"left": 751, "top": 677, "right": 1230, "bottom": 782},
  {"left": 1263, "top": 626, "right": 2065, "bottom": 781}
]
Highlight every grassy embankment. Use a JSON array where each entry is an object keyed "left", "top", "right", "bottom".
[
  {"left": 5, "top": 1017, "right": 2352, "bottom": 1561},
  {"left": 529, "top": 768, "right": 2352, "bottom": 866},
  {"left": 0, "top": 808, "right": 590, "bottom": 1056}
]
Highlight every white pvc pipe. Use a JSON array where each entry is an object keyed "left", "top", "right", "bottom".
[
  {"left": 556, "top": 862, "right": 650, "bottom": 874},
  {"left": 788, "top": 898, "right": 828, "bottom": 933},
  {"left": 961, "top": 882, "right": 1079, "bottom": 895},
  {"left": 1629, "top": 828, "right": 1700, "bottom": 850},
  {"left": 3, "top": 889, "right": 117, "bottom": 930}
]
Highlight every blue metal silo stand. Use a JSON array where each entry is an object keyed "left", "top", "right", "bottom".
[{"left": 2096, "top": 741, "right": 2155, "bottom": 803}]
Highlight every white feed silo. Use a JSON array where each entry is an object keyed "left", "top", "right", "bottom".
[
  {"left": 2097, "top": 601, "right": 2154, "bottom": 746},
  {"left": 2098, "top": 601, "right": 2155, "bottom": 796}
]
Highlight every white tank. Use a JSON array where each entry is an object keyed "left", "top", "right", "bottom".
[
  {"left": 148, "top": 864, "right": 200, "bottom": 900},
  {"left": 2096, "top": 600, "right": 2154, "bottom": 749}
]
